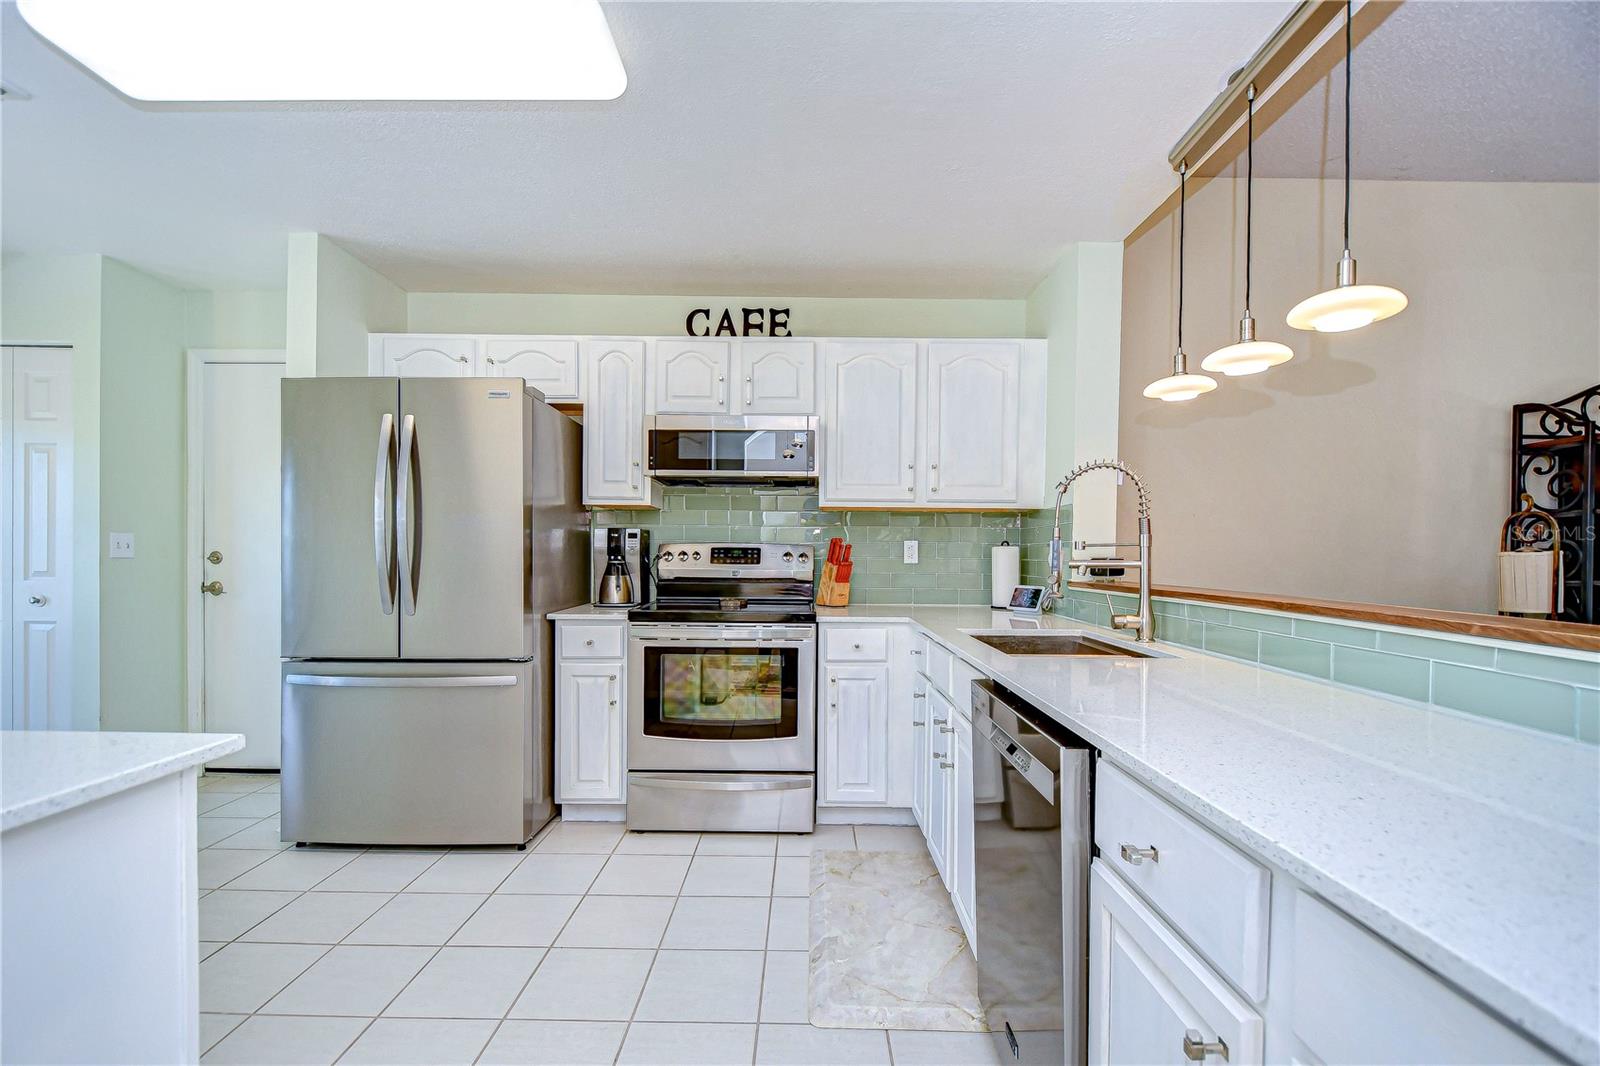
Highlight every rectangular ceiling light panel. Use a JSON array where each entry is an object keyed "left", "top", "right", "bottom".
[{"left": 16, "top": 0, "right": 627, "bottom": 101}]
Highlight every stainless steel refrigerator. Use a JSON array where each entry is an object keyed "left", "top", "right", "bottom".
[{"left": 279, "top": 377, "right": 585, "bottom": 846}]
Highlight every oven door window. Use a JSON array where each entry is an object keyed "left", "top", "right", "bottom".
[{"left": 641, "top": 645, "right": 799, "bottom": 740}]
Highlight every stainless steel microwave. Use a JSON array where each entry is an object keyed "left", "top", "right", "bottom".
[{"left": 646, "top": 415, "right": 817, "bottom": 483}]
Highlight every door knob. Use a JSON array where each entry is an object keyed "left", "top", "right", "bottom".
[
  {"left": 207, "top": 550, "right": 223, "bottom": 564},
  {"left": 201, "top": 581, "right": 225, "bottom": 596},
  {"left": 27, "top": 595, "right": 46, "bottom": 606}
]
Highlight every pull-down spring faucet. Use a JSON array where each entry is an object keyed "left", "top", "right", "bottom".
[{"left": 1046, "top": 459, "right": 1154, "bottom": 643}]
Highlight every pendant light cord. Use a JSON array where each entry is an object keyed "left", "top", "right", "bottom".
[
  {"left": 1245, "top": 86, "right": 1254, "bottom": 317},
  {"left": 1344, "top": 0, "right": 1352, "bottom": 255},
  {"left": 1177, "top": 161, "right": 1186, "bottom": 350}
]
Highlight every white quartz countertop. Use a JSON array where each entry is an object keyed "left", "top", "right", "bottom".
[
  {"left": 550, "top": 604, "right": 634, "bottom": 620},
  {"left": 819, "top": 604, "right": 1600, "bottom": 1063},
  {"left": 1, "top": 730, "right": 244, "bottom": 832}
]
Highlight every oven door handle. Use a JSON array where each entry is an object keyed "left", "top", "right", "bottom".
[{"left": 630, "top": 775, "right": 812, "bottom": 793}]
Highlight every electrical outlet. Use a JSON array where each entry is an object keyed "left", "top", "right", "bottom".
[
  {"left": 109, "top": 532, "right": 135, "bottom": 559},
  {"left": 903, "top": 539, "right": 919, "bottom": 564}
]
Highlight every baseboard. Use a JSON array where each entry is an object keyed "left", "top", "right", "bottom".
[
  {"left": 558, "top": 803, "right": 626, "bottom": 823},
  {"left": 816, "top": 806, "right": 916, "bottom": 826}
]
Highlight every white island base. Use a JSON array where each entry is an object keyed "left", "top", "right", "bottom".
[{"left": 2, "top": 731, "right": 244, "bottom": 1065}]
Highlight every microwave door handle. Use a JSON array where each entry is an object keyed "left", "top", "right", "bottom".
[
  {"left": 396, "top": 413, "right": 418, "bottom": 615},
  {"left": 373, "top": 413, "right": 396, "bottom": 615}
]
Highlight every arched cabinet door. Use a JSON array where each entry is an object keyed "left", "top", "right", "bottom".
[
  {"left": 483, "top": 338, "right": 581, "bottom": 402},
  {"left": 379, "top": 336, "right": 476, "bottom": 377},
  {"left": 821, "top": 340, "right": 918, "bottom": 505},
  {"left": 582, "top": 339, "right": 654, "bottom": 507},
  {"left": 737, "top": 339, "right": 816, "bottom": 414},
  {"left": 654, "top": 340, "right": 732, "bottom": 414},
  {"left": 924, "top": 341, "right": 1020, "bottom": 505}
]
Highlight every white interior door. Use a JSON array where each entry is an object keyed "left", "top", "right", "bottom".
[
  {"left": 2, "top": 346, "right": 74, "bottom": 730},
  {"left": 197, "top": 356, "right": 285, "bottom": 767}
]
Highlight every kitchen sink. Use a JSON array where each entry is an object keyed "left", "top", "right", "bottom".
[{"left": 965, "top": 631, "right": 1158, "bottom": 658}]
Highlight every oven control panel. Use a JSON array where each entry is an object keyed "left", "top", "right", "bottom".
[{"left": 654, "top": 542, "right": 812, "bottom": 580}]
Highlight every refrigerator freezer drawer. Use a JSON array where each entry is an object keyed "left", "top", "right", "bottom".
[{"left": 281, "top": 661, "right": 538, "bottom": 846}]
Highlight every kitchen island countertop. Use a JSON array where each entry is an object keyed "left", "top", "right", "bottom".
[{"left": 819, "top": 604, "right": 1600, "bottom": 1063}]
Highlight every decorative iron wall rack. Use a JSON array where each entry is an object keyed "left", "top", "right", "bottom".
[{"left": 1512, "top": 384, "right": 1598, "bottom": 624}]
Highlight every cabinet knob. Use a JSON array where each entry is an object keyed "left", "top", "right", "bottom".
[
  {"left": 27, "top": 595, "right": 46, "bottom": 606},
  {"left": 485, "top": 357, "right": 496, "bottom": 366},
  {"left": 852, "top": 642, "right": 862, "bottom": 650},
  {"left": 585, "top": 639, "right": 595, "bottom": 647},
  {"left": 609, "top": 675, "right": 617, "bottom": 682},
  {"left": 1119, "top": 843, "right": 1160, "bottom": 866},
  {"left": 931, "top": 487, "right": 938, "bottom": 493},
  {"left": 455, "top": 355, "right": 469, "bottom": 364},
  {"left": 1182, "top": 1030, "right": 1228, "bottom": 1062}
]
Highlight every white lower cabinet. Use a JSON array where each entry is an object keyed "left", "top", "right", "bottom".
[
  {"left": 925, "top": 688, "right": 957, "bottom": 886},
  {"left": 911, "top": 673, "right": 930, "bottom": 830},
  {"left": 820, "top": 661, "right": 890, "bottom": 806},
  {"left": 951, "top": 705, "right": 975, "bottom": 945},
  {"left": 554, "top": 622, "right": 626, "bottom": 806},
  {"left": 1090, "top": 860, "right": 1265, "bottom": 1066}
]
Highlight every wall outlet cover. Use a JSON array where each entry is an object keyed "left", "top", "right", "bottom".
[
  {"left": 903, "top": 539, "right": 919, "bottom": 564},
  {"left": 109, "top": 532, "right": 134, "bottom": 558}
]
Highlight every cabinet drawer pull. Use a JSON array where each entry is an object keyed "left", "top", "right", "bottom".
[
  {"left": 1182, "top": 1030, "right": 1228, "bottom": 1061},
  {"left": 932, "top": 717, "right": 948, "bottom": 726},
  {"left": 938, "top": 724, "right": 954, "bottom": 734},
  {"left": 1119, "top": 843, "right": 1160, "bottom": 865},
  {"left": 853, "top": 642, "right": 862, "bottom": 650},
  {"left": 933, "top": 750, "right": 947, "bottom": 759},
  {"left": 912, "top": 692, "right": 926, "bottom": 699},
  {"left": 912, "top": 720, "right": 926, "bottom": 727},
  {"left": 939, "top": 760, "right": 954, "bottom": 769}
]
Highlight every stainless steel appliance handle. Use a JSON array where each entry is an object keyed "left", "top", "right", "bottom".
[
  {"left": 285, "top": 674, "right": 517, "bottom": 688},
  {"left": 373, "top": 413, "right": 396, "bottom": 615},
  {"left": 633, "top": 776, "right": 812, "bottom": 793},
  {"left": 396, "top": 413, "right": 417, "bottom": 616}
]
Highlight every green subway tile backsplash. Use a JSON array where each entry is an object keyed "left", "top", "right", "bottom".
[
  {"left": 592, "top": 485, "right": 1027, "bottom": 608},
  {"left": 1259, "top": 633, "right": 1332, "bottom": 679},
  {"left": 1331, "top": 646, "right": 1432, "bottom": 702},
  {"left": 1432, "top": 664, "right": 1577, "bottom": 736}
]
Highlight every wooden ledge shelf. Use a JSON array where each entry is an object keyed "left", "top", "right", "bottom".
[{"left": 1069, "top": 580, "right": 1600, "bottom": 653}]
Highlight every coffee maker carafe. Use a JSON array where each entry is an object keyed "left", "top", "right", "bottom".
[{"left": 591, "top": 527, "right": 649, "bottom": 608}]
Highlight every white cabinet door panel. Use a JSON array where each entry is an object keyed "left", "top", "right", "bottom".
[
  {"left": 925, "top": 341, "right": 1020, "bottom": 505},
  {"left": 952, "top": 709, "right": 975, "bottom": 945},
  {"left": 483, "top": 338, "right": 581, "bottom": 401},
  {"left": 583, "top": 340, "right": 652, "bottom": 506},
  {"left": 821, "top": 663, "right": 889, "bottom": 806},
  {"left": 1089, "top": 862, "right": 1264, "bottom": 1066},
  {"left": 821, "top": 341, "right": 918, "bottom": 504},
  {"left": 557, "top": 660, "right": 624, "bottom": 803},
  {"left": 379, "top": 336, "right": 476, "bottom": 377},
  {"left": 654, "top": 340, "right": 732, "bottom": 414},
  {"left": 911, "top": 674, "right": 930, "bottom": 831},
  {"left": 738, "top": 339, "right": 816, "bottom": 414}
]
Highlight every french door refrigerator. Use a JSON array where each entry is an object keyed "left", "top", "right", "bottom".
[{"left": 280, "top": 377, "right": 584, "bottom": 846}]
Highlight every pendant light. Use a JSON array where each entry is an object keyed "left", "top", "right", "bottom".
[
  {"left": 1203, "top": 85, "right": 1295, "bottom": 376},
  {"left": 1287, "top": 0, "right": 1407, "bottom": 332},
  {"left": 1144, "top": 162, "right": 1218, "bottom": 402}
]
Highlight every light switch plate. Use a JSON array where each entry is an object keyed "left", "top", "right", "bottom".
[
  {"left": 903, "top": 539, "right": 919, "bottom": 564},
  {"left": 109, "top": 532, "right": 135, "bottom": 558}
]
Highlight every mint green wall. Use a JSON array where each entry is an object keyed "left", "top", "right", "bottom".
[
  {"left": 99, "top": 258, "right": 190, "bottom": 732},
  {"left": 1, "top": 253, "right": 105, "bottom": 729},
  {"left": 406, "top": 292, "right": 1026, "bottom": 338},
  {"left": 185, "top": 289, "right": 287, "bottom": 349},
  {"left": 286, "top": 233, "right": 405, "bottom": 376}
]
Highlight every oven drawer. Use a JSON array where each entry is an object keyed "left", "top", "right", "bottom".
[
  {"left": 825, "top": 626, "right": 889, "bottom": 661},
  {"left": 560, "top": 623, "right": 627, "bottom": 659},
  {"left": 626, "top": 772, "right": 815, "bottom": 832}
]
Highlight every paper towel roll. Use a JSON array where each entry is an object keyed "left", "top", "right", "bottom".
[{"left": 991, "top": 542, "right": 1021, "bottom": 608}]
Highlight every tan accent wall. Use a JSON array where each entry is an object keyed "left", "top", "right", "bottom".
[{"left": 1117, "top": 178, "right": 1599, "bottom": 613}]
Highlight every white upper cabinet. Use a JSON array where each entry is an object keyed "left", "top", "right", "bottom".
[
  {"left": 482, "top": 338, "right": 581, "bottom": 402},
  {"left": 653, "top": 340, "right": 733, "bottom": 414},
  {"left": 375, "top": 335, "right": 476, "bottom": 377},
  {"left": 583, "top": 339, "right": 656, "bottom": 507},
  {"left": 924, "top": 341, "right": 1021, "bottom": 505},
  {"left": 738, "top": 339, "right": 816, "bottom": 414},
  {"left": 821, "top": 340, "right": 919, "bottom": 504}
]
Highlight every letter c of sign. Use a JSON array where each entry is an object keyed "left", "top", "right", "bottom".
[{"left": 686, "top": 308, "right": 711, "bottom": 337}]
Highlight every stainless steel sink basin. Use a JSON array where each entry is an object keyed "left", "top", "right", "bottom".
[{"left": 966, "top": 632, "right": 1157, "bottom": 658}]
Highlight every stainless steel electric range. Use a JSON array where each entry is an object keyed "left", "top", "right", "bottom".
[{"left": 626, "top": 542, "right": 817, "bottom": 833}]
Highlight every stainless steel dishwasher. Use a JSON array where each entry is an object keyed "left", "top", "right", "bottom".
[{"left": 972, "top": 678, "right": 1092, "bottom": 1065}]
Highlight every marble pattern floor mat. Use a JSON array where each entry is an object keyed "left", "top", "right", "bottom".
[{"left": 808, "top": 848, "right": 987, "bottom": 1032}]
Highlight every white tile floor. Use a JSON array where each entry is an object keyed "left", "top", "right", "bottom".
[{"left": 195, "top": 773, "right": 1003, "bottom": 1066}]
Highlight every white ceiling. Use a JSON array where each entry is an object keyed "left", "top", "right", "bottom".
[
  {"left": 0, "top": 0, "right": 1295, "bottom": 296},
  {"left": 1254, "top": 1, "right": 1599, "bottom": 182}
]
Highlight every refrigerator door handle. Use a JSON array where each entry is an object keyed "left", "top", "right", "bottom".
[
  {"left": 373, "top": 413, "right": 397, "bottom": 615},
  {"left": 396, "top": 412, "right": 418, "bottom": 616},
  {"left": 285, "top": 674, "right": 518, "bottom": 688}
]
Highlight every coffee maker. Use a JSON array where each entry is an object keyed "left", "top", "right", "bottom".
[{"left": 591, "top": 527, "right": 650, "bottom": 608}]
